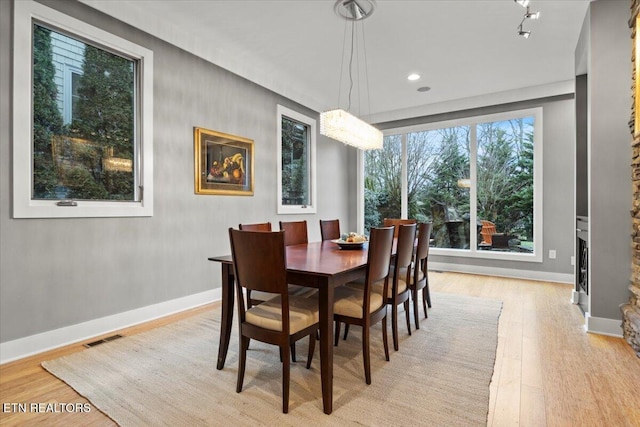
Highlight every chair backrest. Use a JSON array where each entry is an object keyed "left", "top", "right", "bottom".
[
  {"left": 364, "top": 226, "right": 395, "bottom": 299},
  {"left": 229, "top": 228, "right": 288, "bottom": 296},
  {"left": 228, "top": 228, "right": 291, "bottom": 337},
  {"left": 279, "top": 220, "right": 308, "bottom": 246},
  {"left": 393, "top": 223, "right": 417, "bottom": 288},
  {"left": 239, "top": 222, "right": 272, "bottom": 231},
  {"left": 415, "top": 222, "right": 432, "bottom": 278},
  {"left": 383, "top": 218, "right": 417, "bottom": 237},
  {"left": 319, "top": 219, "right": 341, "bottom": 241}
]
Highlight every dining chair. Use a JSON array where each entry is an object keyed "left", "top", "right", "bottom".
[
  {"left": 228, "top": 228, "right": 319, "bottom": 414},
  {"left": 319, "top": 219, "right": 341, "bottom": 241},
  {"left": 239, "top": 222, "right": 272, "bottom": 232},
  {"left": 333, "top": 226, "right": 394, "bottom": 385},
  {"left": 383, "top": 218, "right": 417, "bottom": 237},
  {"left": 239, "top": 223, "right": 273, "bottom": 309},
  {"left": 277, "top": 220, "right": 317, "bottom": 361},
  {"left": 279, "top": 220, "right": 308, "bottom": 246},
  {"left": 383, "top": 223, "right": 416, "bottom": 350},
  {"left": 346, "top": 223, "right": 416, "bottom": 351},
  {"left": 408, "top": 222, "right": 432, "bottom": 328}
]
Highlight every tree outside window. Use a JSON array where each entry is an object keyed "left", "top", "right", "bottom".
[
  {"left": 364, "top": 113, "right": 537, "bottom": 256},
  {"left": 32, "top": 23, "right": 136, "bottom": 201}
]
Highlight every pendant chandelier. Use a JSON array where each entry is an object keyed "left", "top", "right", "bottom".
[{"left": 320, "top": 0, "right": 383, "bottom": 151}]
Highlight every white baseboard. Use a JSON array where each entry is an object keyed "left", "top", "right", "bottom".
[
  {"left": 571, "top": 290, "right": 580, "bottom": 304},
  {"left": 429, "top": 262, "right": 574, "bottom": 284},
  {"left": 0, "top": 288, "right": 220, "bottom": 365},
  {"left": 585, "top": 313, "right": 623, "bottom": 337}
]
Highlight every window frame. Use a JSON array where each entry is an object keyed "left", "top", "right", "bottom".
[
  {"left": 63, "top": 64, "right": 83, "bottom": 125},
  {"left": 276, "top": 105, "right": 317, "bottom": 214},
  {"left": 13, "top": 0, "right": 154, "bottom": 218},
  {"left": 360, "top": 107, "right": 543, "bottom": 262}
]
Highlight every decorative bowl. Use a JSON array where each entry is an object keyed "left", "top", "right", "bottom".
[{"left": 331, "top": 239, "right": 366, "bottom": 250}]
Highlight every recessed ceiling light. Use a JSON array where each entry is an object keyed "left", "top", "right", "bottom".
[
  {"left": 417, "top": 86, "right": 431, "bottom": 92},
  {"left": 407, "top": 73, "right": 421, "bottom": 81}
]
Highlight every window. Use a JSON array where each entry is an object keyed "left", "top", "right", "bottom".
[
  {"left": 63, "top": 65, "right": 83, "bottom": 124},
  {"left": 363, "top": 108, "right": 542, "bottom": 261},
  {"left": 13, "top": 0, "right": 153, "bottom": 218},
  {"left": 364, "top": 134, "right": 402, "bottom": 231},
  {"left": 277, "top": 105, "right": 317, "bottom": 214}
]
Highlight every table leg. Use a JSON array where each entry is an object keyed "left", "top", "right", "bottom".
[
  {"left": 216, "top": 262, "right": 234, "bottom": 370},
  {"left": 319, "top": 281, "right": 334, "bottom": 414}
]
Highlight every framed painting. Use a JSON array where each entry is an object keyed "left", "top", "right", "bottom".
[{"left": 194, "top": 127, "right": 254, "bottom": 195}]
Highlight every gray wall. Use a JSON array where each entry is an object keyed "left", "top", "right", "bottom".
[
  {"left": 587, "top": 0, "right": 632, "bottom": 321},
  {"left": 376, "top": 96, "right": 577, "bottom": 278},
  {"left": 0, "top": 0, "right": 352, "bottom": 343}
]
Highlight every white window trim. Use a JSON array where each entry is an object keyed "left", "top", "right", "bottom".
[
  {"left": 63, "top": 64, "right": 83, "bottom": 125},
  {"left": 276, "top": 105, "right": 317, "bottom": 214},
  {"left": 358, "top": 107, "right": 543, "bottom": 263},
  {"left": 13, "top": 0, "right": 154, "bottom": 218}
]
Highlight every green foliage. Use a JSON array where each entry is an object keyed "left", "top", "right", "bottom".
[
  {"left": 65, "top": 167, "right": 109, "bottom": 200},
  {"left": 69, "top": 44, "right": 135, "bottom": 198},
  {"left": 363, "top": 186, "right": 382, "bottom": 233},
  {"left": 280, "top": 117, "right": 309, "bottom": 205},
  {"left": 103, "top": 171, "right": 134, "bottom": 200},
  {"left": 32, "top": 27, "right": 136, "bottom": 201},
  {"left": 73, "top": 45, "right": 134, "bottom": 150},
  {"left": 476, "top": 119, "right": 534, "bottom": 239},
  {"left": 364, "top": 118, "right": 535, "bottom": 248},
  {"left": 32, "top": 26, "right": 63, "bottom": 198},
  {"left": 364, "top": 136, "right": 401, "bottom": 231},
  {"left": 420, "top": 128, "right": 470, "bottom": 217}
]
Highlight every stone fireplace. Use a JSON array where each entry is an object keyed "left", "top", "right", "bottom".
[{"left": 623, "top": 0, "right": 640, "bottom": 357}]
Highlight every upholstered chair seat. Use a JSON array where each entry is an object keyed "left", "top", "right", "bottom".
[
  {"left": 332, "top": 226, "right": 394, "bottom": 385},
  {"left": 334, "top": 286, "right": 384, "bottom": 318},
  {"left": 390, "top": 265, "right": 424, "bottom": 284},
  {"left": 348, "top": 277, "right": 407, "bottom": 299},
  {"left": 246, "top": 294, "right": 319, "bottom": 333}
]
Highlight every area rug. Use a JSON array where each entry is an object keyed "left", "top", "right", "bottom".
[{"left": 42, "top": 292, "right": 502, "bottom": 426}]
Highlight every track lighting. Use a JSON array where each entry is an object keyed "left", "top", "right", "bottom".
[
  {"left": 525, "top": 9, "right": 540, "bottom": 20},
  {"left": 515, "top": 2, "right": 539, "bottom": 39},
  {"left": 518, "top": 25, "right": 531, "bottom": 39}
]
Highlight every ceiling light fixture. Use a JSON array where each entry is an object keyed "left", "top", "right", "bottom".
[
  {"left": 407, "top": 73, "right": 421, "bottom": 81},
  {"left": 320, "top": 0, "right": 383, "bottom": 151},
  {"left": 525, "top": 9, "right": 540, "bottom": 20},
  {"left": 514, "top": 1, "right": 540, "bottom": 39},
  {"left": 518, "top": 25, "right": 531, "bottom": 39}
]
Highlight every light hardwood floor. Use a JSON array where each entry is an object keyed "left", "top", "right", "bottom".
[{"left": 1, "top": 272, "right": 639, "bottom": 426}]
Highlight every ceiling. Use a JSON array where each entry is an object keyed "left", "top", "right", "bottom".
[{"left": 80, "top": 0, "right": 591, "bottom": 122}]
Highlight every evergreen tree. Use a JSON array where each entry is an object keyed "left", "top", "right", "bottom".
[
  {"left": 280, "top": 118, "right": 308, "bottom": 205},
  {"left": 71, "top": 45, "right": 134, "bottom": 199},
  {"left": 423, "top": 127, "right": 470, "bottom": 215},
  {"left": 476, "top": 119, "right": 534, "bottom": 239},
  {"left": 501, "top": 132, "right": 534, "bottom": 239},
  {"left": 364, "top": 136, "right": 402, "bottom": 221},
  {"left": 32, "top": 25, "right": 63, "bottom": 198}
]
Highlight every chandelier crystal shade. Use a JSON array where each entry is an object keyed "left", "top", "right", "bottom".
[
  {"left": 321, "top": 0, "right": 381, "bottom": 151},
  {"left": 320, "top": 109, "right": 383, "bottom": 150}
]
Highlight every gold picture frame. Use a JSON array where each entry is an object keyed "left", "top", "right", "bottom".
[
  {"left": 194, "top": 127, "right": 254, "bottom": 196},
  {"left": 635, "top": 14, "right": 640, "bottom": 137}
]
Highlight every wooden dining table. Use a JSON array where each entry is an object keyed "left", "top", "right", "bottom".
[{"left": 208, "top": 240, "right": 371, "bottom": 415}]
